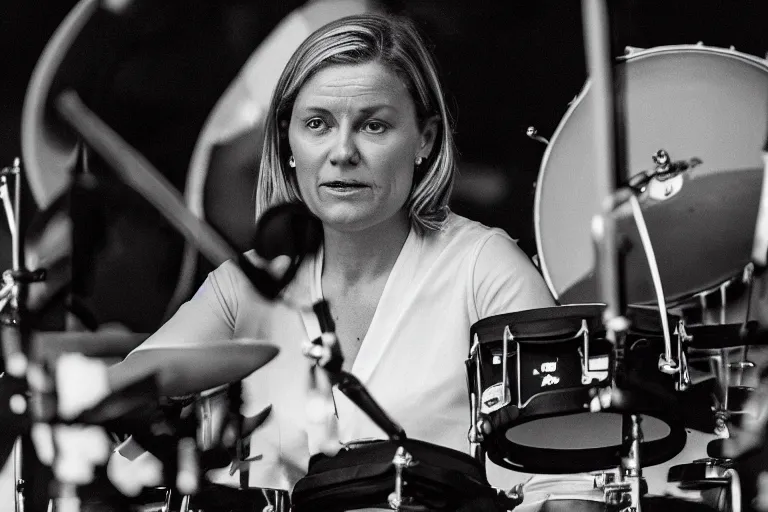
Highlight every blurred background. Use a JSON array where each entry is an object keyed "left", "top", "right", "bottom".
[{"left": 0, "top": 0, "right": 766, "bottom": 334}]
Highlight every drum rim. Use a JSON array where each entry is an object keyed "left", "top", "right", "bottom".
[
  {"left": 470, "top": 303, "right": 680, "bottom": 341},
  {"left": 483, "top": 406, "right": 688, "bottom": 474},
  {"left": 533, "top": 43, "right": 768, "bottom": 304}
]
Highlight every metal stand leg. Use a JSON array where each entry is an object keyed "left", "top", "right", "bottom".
[
  {"left": 13, "top": 437, "right": 24, "bottom": 512},
  {"left": 179, "top": 495, "right": 191, "bottom": 512},
  {"left": 621, "top": 414, "right": 643, "bottom": 512},
  {"left": 600, "top": 414, "right": 645, "bottom": 512},
  {"left": 162, "top": 488, "right": 172, "bottom": 512}
]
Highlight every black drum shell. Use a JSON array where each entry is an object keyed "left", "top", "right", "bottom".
[{"left": 468, "top": 305, "right": 687, "bottom": 473}]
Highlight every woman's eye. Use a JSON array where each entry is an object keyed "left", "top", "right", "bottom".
[
  {"left": 306, "top": 118, "right": 326, "bottom": 131},
  {"left": 364, "top": 121, "right": 387, "bottom": 134}
]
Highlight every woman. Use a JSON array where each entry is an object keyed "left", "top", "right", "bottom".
[{"left": 122, "top": 12, "right": 554, "bottom": 497}]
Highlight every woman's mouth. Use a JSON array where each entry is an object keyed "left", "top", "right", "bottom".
[{"left": 321, "top": 181, "right": 369, "bottom": 192}]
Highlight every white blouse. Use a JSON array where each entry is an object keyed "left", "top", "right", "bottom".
[{"left": 135, "top": 212, "right": 555, "bottom": 491}]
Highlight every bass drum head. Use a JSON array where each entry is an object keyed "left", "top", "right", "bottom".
[{"left": 535, "top": 46, "right": 768, "bottom": 305}]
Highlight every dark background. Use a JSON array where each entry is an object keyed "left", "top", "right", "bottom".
[{"left": 0, "top": 0, "right": 766, "bottom": 332}]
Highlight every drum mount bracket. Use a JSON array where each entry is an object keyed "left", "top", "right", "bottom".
[
  {"left": 627, "top": 149, "right": 703, "bottom": 194},
  {"left": 593, "top": 414, "right": 647, "bottom": 512}
]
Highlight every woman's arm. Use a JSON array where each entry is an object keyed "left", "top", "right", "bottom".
[
  {"left": 108, "top": 264, "right": 240, "bottom": 396},
  {"left": 472, "top": 231, "right": 556, "bottom": 319}
]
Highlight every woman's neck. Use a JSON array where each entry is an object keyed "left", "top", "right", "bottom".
[{"left": 321, "top": 212, "right": 411, "bottom": 287}]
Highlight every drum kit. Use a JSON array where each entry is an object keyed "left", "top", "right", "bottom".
[{"left": 2, "top": 0, "right": 768, "bottom": 511}]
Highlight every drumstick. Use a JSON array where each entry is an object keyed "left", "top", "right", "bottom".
[
  {"left": 56, "top": 90, "right": 237, "bottom": 266},
  {"left": 54, "top": 90, "right": 307, "bottom": 302},
  {"left": 54, "top": 90, "right": 238, "bottom": 267}
]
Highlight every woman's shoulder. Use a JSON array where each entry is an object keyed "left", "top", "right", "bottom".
[{"left": 424, "top": 211, "right": 514, "bottom": 251}]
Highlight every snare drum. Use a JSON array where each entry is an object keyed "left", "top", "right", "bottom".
[
  {"left": 468, "top": 305, "right": 687, "bottom": 474},
  {"left": 291, "top": 439, "right": 500, "bottom": 511}
]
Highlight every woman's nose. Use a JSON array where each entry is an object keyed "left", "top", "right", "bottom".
[{"left": 329, "top": 130, "right": 360, "bottom": 166}]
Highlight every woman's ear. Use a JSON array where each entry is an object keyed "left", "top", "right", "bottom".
[{"left": 418, "top": 115, "right": 440, "bottom": 160}]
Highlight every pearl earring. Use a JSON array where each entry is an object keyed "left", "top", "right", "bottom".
[
  {"left": 415, "top": 156, "right": 423, "bottom": 166},
  {"left": 288, "top": 155, "right": 296, "bottom": 168}
]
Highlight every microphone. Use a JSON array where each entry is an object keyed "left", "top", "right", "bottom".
[
  {"left": 252, "top": 202, "right": 323, "bottom": 261},
  {"left": 245, "top": 202, "right": 323, "bottom": 300}
]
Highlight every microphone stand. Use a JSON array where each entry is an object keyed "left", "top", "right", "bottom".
[
  {"left": 0, "top": 158, "right": 50, "bottom": 512},
  {"left": 307, "top": 300, "right": 406, "bottom": 443}
]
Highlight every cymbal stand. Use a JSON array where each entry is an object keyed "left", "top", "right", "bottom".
[
  {"left": 0, "top": 159, "right": 122, "bottom": 512},
  {"left": 702, "top": 268, "right": 757, "bottom": 438},
  {"left": 1, "top": 158, "right": 47, "bottom": 512}
]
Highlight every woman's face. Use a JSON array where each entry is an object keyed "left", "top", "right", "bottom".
[{"left": 288, "top": 61, "right": 437, "bottom": 233}]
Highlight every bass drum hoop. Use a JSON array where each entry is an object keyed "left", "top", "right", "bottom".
[{"left": 534, "top": 44, "right": 768, "bottom": 304}]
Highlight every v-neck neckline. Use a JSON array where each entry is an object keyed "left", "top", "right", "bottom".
[{"left": 311, "top": 226, "right": 417, "bottom": 381}]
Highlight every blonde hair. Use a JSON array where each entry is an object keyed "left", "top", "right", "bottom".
[{"left": 255, "top": 13, "right": 456, "bottom": 232}]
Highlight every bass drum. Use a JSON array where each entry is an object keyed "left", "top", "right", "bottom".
[{"left": 535, "top": 45, "right": 768, "bottom": 305}]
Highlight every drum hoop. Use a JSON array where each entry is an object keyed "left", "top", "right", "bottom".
[
  {"left": 484, "top": 408, "right": 687, "bottom": 474},
  {"left": 533, "top": 44, "right": 768, "bottom": 303}
]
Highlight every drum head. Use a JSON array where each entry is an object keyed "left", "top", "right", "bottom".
[
  {"left": 535, "top": 46, "right": 768, "bottom": 305},
  {"left": 539, "top": 496, "right": 718, "bottom": 512}
]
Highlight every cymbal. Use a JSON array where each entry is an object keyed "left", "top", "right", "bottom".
[
  {"left": 32, "top": 330, "right": 149, "bottom": 361},
  {"left": 559, "top": 168, "right": 763, "bottom": 305},
  {"left": 107, "top": 340, "right": 278, "bottom": 396}
]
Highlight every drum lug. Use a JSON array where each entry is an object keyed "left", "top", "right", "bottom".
[
  {"left": 675, "top": 322, "right": 692, "bottom": 391},
  {"left": 387, "top": 446, "right": 417, "bottom": 511},
  {"left": 579, "top": 320, "right": 608, "bottom": 385}
]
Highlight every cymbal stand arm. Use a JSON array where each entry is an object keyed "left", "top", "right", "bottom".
[
  {"left": 12, "top": 159, "right": 20, "bottom": 269},
  {"left": 1, "top": 158, "right": 31, "bottom": 512},
  {"left": 733, "top": 264, "right": 756, "bottom": 387},
  {"left": 0, "top": 158, "right": 20, "bottom": 268}
]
